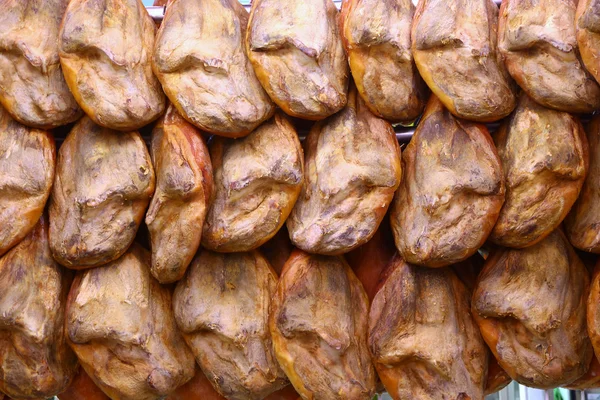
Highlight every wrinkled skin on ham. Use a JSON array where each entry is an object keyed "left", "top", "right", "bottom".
[
  {"left": 287, "top": 88, "right": 401, "bottom": 255},
  {"left": 246, "top": 0, "right": 349, "bottom": 120},
  {"left": 451, "top": 255, "right": 513, "bottom": 395},
  {"left": 0, "top": 0, "right": 81, "bottom": 129},
  {"left": 577, "top": 0, "right": 600, "bottom": 85},
  {"left": 498, "top": 0, "right": 600, "bottom": 113},
  {"left": 340, "top": 0, "right": 428, "bottom": 122},
  {"left": 391, "top": 96, "right": 505, "bottom": 267},
  {"left": 59, "top": 0, "right": 165, "bottom": 130},
  {"left": 173, "top": 250, "right": 288, "bottom": 400},
  {"left": 0, "top": 107, "right": 55, "bottom": 258},
  {"left": 49, "top": 116, "right": 155, "bottom": 269},
  {"left": 153, "top": 0, "right": 274, "bottom": 137},
  {"left": 368, "top": 255, "right": 488, "bottom": 400},
  {"left": 202, "top": 112, "right": 303, "bottom": 253},
  {"left": 0, "top": 215, "right": 77, "bottom": 400},
  {"left": 66, "top": 244, "right": 196, "bottom": 400},
  {"left": 566, "top": 115, "right": 600, "bottom": 253},
  {"left": 411, "top": 0, "right": 516, "bottom": 122},
  {"left": 490, "top": 94, "right": 588, "bottom": 248},
  {"left": 472, "top": 230, "right": 592, "bottom": 388},
  {"left": 145, "top": 105, "right": 213, "bottom": 284},
  {"left": 270, "top": 249, "right": 375, "bottom": 400},
  {"left": 586, "top": 262, "right": 600, "bottom": 389}
]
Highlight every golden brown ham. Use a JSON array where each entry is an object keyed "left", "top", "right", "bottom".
[
  {"left": 173, "top": 250, "right": 288, "bottom": 400},
  {"left": 145, "top": 105, "right": 213, "bottom": 284},
  {"left": 65, "top": 244, "right": 196, "bottom": 400},
  {"left": 49, "top": 117, "right": 154, "bottom": 269},
  {"left": 0, "top": 107, "right": 55, "bottom": 257},
  {"left": 391, "top": 96, "right": 505, "bottom": 267},
  {"left": 260, "top": 235, "right": 319, "bottom": 400},
  {"left": 287, "top": 88, "right": 401, "bottom": 255},
  {"left": 585, "top": 263, "right": 600, "bottom": 389},
  {"left": 566, "top": 115, "right": 600, "bottom": 253},
  {"left": 0, "top": 0, "right": 81, "bottom": 129},
  {"left": 153, "top": 0, "right": 274, "bottom": 137},
  {"left": 0, "top": 215, "right": 77, "bottom": 399},
  {"left": 498, "top": 0, "right": 600, "bottom": 113},
  {"left": 246, "top": 0, "right": 349, "bottom": 120},
  {"left": 472, "top": 230, "right": 592, "bottom": 388},
  {"left": 270, "top": 250, "right": 376, "bottom": 400},
  {"left": 202, "top": 112, "right": 303, "bottom": 253},
  {"left": 490, "top": 94, "right": 588, "bottom": 248},
  {"left": 451, "top": 255, "right": 513, "bottom": 396},
  {"left": 340, "top": 0, "right": 427, "bottom": 122},
  {"left": 577, "top": 0, "right": 600, "bottom": 85},
  {"left": 411, "top": 0, "right": 516, "bottom": 122},
  {"left": 368, "top": 255, "right": 487, "bottom": 400},
  {"left": 58, "top": 0, "right": 165, "bottom": 130},
  {"left": 58, "top": 367, "right": 110, "bottom": 400}
]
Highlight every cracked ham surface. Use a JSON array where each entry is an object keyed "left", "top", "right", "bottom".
[
  {"left": 0, "top": 107, "right": 55, "bottom": 258},
  {"left": 0, "top": 215, "right": 77, "bottom": 400},
  {"left": 391, "top": 96, "right": 505, "bottom": 267},
  {"left": 59, "top": 0, "right": 165, "bottom": 130},
  {"left": 246, "top": 0, "right": 349, "bottom": 120},
  {"left": 270, "top": 249, "right": 376, "bottom": 400},
  {"left": 173, "top": 250, "right": 288, "bottom": 400},
  {"left": 498, "top": 0, "right": 600, "bottom": 113},
  {"left": 145, "top": 105, "right": 213, "bottom": 283},
  {"left": 49, "top": 116, "right": 154, "bottom": 269},
  {"left": 472, "top": 230, "right": 592, "bottom": 388},
  {"left": 65, "top": 243, "right": 196, "bottom": 400},
  {"left": 287, "top": 87, "right": 401, "bottom": 255}
]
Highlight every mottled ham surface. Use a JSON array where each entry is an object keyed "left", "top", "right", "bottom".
[
  {"left": 341, "top": 0, "right": 427, "bottom": 122},
  {"left": 270, "top": 250, "right": 375, "bottom": 400},
  {"left": 412, "top": 0, "right": 516, "bottom": 121},
  {"left": 49, "top": 117, "right": 154, "bottom": 269},
  {"left": 246, "top": 0, "right": 349, "bottom": 120},
  {"left": 499, "top": 0, "right": 600, "bottom": 113},
  {"left": 153, "top": 0, "right": 274, "bottom": 137},
  {"left": 66, "top": 244, "right": 196, "bottom": 400},
  {"left": 288, "top": 88, "right": 401, "bottom": 255},
  {"left": 0, "top": 107, "right": 55, "bottom": 257},
  {"left": 0, "top": 215, "right": 77, "bottom": 399},
  {"left": 145, "top": 105, "right": 213, "bottom": 283},
  {"left": 59, "top": 0, "right": 165, "bottom": 130},
  {"left": 0, "top": 0, "right": 81, "bottom": 128}
]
